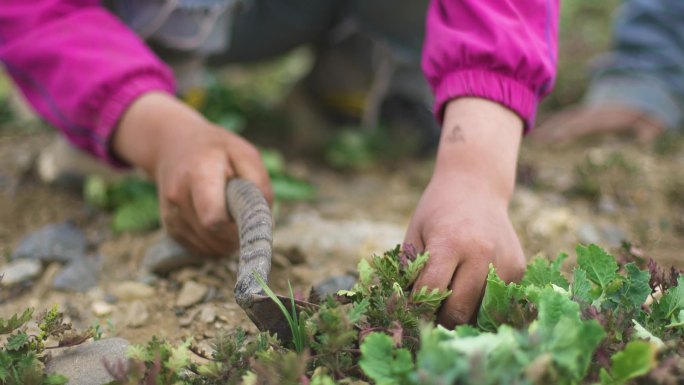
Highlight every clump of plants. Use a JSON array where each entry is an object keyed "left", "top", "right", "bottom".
[
  {"left": 3, "top": 245, "right": 682, "bottom": 384},
  {"left": 0, "top": 300, "right": 96, "bottom": 385},
  {"left": 97, "top": 244, "right": 683, "bottom": 385}
]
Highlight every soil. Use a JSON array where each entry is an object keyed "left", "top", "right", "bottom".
[{"left": 1, "top": 127, "right": 683, "bottom": 349}]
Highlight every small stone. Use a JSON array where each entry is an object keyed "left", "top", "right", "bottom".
[
  {"left": 109, "top": 281, "right": 155, "bottom": 301},
  {"left": 312, "top": 275, "right": 357, "bottom": 301},
  {"left": 125, "top": 300, "right": 149, "bottom": 328},
  {"left": 597, "top": 196, "right": 618, "bottom": 214},
  {"left": 199, "top": 306, "right": 217, "bottom": 324},
  {"left": 12, "top": 222, "right": 87, "bottom": 263},
  {"left": 45, "top": 338, "right": 129, "bottom": 385},
  {"left": 52, "top": 255, "right": 101, "bottom": 292},
  {"left": 529, "top": 208, "right": 576, "bottom": 238},
  {"left": 92, "top": 300, "right": 114, "bottom": 317},
  {"left": 0, "top": 259, "right": 42, "bottom": 286},
  {"left": 577, "top": 223, "right": 601, "bottom": 245},
  {"left": 141, "top": 235, "right": 199, "bottom": 274},
  {"left": 601, "top": 225, "right": 627, "bottom": 247},
  {"left": 176, "top": 281, "right": 208, "bottom": 308}
]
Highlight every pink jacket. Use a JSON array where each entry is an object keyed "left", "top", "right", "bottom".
[{"left": 0, "top": 0, "right": 558, "bottom": 166}]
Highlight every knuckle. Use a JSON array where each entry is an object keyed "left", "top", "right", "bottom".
[
  {"left": 443, "top": 230, "right": 496, "bottom": 258},
  {"left": 198, "top": 213, "right": 228, "bottom": 231}
]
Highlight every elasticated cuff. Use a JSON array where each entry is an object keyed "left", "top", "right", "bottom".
[
  {"left": 433, "top": 69, "right": 539, "bottom": 133},
  {"left": 585, "top": 74, "right": 682, "bottom": 131},
  {"left": 93, "top": 73, "right": 176, "bottom": 168}
]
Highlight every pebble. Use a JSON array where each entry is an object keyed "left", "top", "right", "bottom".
[
  {"left": 109, "top": 281, "right": 155, "bottom": 301},
  {"left": 199, "top": 306, "right": 217, "bottom": 324},
  {"left": 312, "top": 274, "right": 357, "bottom": 300},
  {"left": 52, "top": 255, "right": 101, "bottom": 292},
  {"left": 0, "top": 259, "right": 42, "bottom": 286},
  {"left": 176, "top": 281, "right": 208, "bottom": 308},
  {"left": 601, "top": 225, "right": 627, "bottom": 247},
  {"left": 45, "top": 338, "right": 130, "bottom": 385},
  {"left": 12, "top": 222, "right": 87, "bottom": 263},
  {"left": 577, "top": 223, "right": 601, "bottom": 245},
  {"left": 141, "top": 235, "right": 198, "bottom": 274},
  {"left": 91, "top": 300, "right": 114, "bottom": 317},
  {"left": 528, "top": 208, "right": 576, "bottom": 238},
  {"left": 597, "top": 196, "right": 618, "bottom": 214},
  {"left": 125, "top": 300, "right": 150, "bottom": 328}
]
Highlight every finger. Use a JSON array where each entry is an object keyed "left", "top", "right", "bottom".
[
  {"left": 437, "top": 258, "right": 490, "bottom": 329},
  {"left": 188, "top": 153, "right": 234, "bottom": 236},
  {"left": 227, "top": 140, "right": 274, "bottom": 205},
  {"left": 412, "top": 236, "right": 459, "bottom": 295},
  {"left": 162, "top": 184, "right": 228, "bottom": 257},
  {"left": 403, "top": 221, "right": 425, "bottom": 253}
]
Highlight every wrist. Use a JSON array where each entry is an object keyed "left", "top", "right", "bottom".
[
  {"left": 111, "top": 92, "right": 206, "bottom": 177},
  {"left": 432, "top": 98, "right": 523, "bottom": 201}
]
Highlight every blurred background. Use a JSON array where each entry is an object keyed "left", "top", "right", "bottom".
[{"left": 0, "top": 0, "right": 682, "bottom": 343}]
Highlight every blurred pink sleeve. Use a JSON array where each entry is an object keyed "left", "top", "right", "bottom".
[
  {"left": 0, "top": 0, "right": 176, "bottom": 166},
  {"left": 422, "top": 0, "right": 559, "bottom": 130}
]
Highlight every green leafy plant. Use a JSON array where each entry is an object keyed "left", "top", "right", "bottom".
[
  {"left": 84, "top": 176, "right": 160, "bottom": 234},
  {"left": 30, "top": 244, "right": 682, "bottom": 385},
  {"left": 0, "top": 301, "right": 95, "bottom": 385}
]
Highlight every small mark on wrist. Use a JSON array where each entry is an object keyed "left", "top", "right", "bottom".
[{"left": 446, "top": 124, "right": 465, "bottom": 143}]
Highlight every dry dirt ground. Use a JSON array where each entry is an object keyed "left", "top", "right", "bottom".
[{"left": 1, "top": 127, "right": 683, "bottom": 348}]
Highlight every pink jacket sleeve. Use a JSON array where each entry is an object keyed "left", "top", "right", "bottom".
[
  {"left": 0, "top": 0, "right": 176, "bottom": 166},
  {"left": 422, "top": 0, "right": 559, "bottom": 130}
]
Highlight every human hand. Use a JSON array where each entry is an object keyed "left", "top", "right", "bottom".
[
  {"left": 404, "top": 98, "right": 526, "bottom": 328},
  {"left": 112, "top": 92, "right": 272, "bottom": 257},
  {"left": 532, "top": 104, "right": 664, "bottom": 145},
  {"left": 405, "top": 172, "right": 525, "bottom": 328}
]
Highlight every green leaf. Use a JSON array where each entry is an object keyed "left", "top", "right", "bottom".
[
  {"left": 357, "top": 259, "right": 375, "bottom": 287},
  {"left": 571, "top": 268, "right": 592, "bottom": 303},
  {"left": 0, "top": 308, "right": 33, "bottom": 334},
  {"left": 616, "top": 263, "right": 651, "bottom": 309},
  {"left": 112, "top": 196, "right": 160, "bottom": 233},
  {"left": 410, "top": 286, "right": 451, "bottom": 309},
  {"left": 6, "top": 332, "right": 30, "bottom": 351},
  {"left": 599, "top": 341, "right": 657, "bottom": 385},
  {"left": 537, "top": 289, "right": 580, "bottom": 331},
  {"left": 477, "top": 267, "right": 510, "bottom": 332},
  {"left": 477, "top": 266, "right": 525, "bottom": 332},
  {"left": 522, "top": 255, "right": 570, "bottom": 290},
  {"left": 165, "top": 339, "right": 192, "bottom": 373},
  {"left": 348, "top": 298, "right": 369, "bottom": 323},
  {"left": 652, "top": 276, "right": 684, "bottom": 320},
  {"left": 576, "top": 244, "right": 618, "bottom": 289},
  {"left": 260, "top": 148, "right": 286, "bottom": 176},
  {"left": 405, "top": 251, "right": 430, "bottom": 286},
  {"left": 666, "top": 309, "right": 684, "bottom": 329},
  {"left": 537, "top": 289, "right": 605, "bottom": 378},
  {"left": 271, "top": 176, "right": 317, "bottom": 201},
  {"left": 360, "top": 333, "right": 414, "bottom": 385}
]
